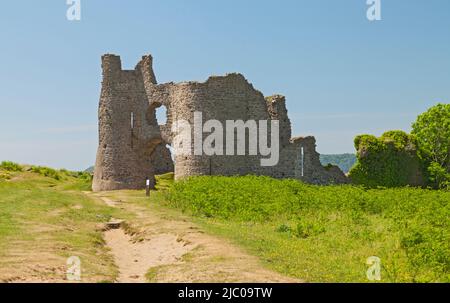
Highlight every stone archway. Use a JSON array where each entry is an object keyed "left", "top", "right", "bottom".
[
  {"left": 150, "top": 143, "right": 174, "bottom": 175},
  {"left": 146, "top": 103, "right": 174, "bottom": 175}
]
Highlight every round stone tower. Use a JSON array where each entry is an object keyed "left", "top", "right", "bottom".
[{"left": 92, "top": 54, "right": 167, "bottom": 191}]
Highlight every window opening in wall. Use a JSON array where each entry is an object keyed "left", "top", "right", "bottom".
[{"left": 156, "top": 105, "right": 167, "bottom": 125}]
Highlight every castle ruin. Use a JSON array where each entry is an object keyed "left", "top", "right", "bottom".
[{"left": 92, "top": 54, "right": 348, "bottom": 191}]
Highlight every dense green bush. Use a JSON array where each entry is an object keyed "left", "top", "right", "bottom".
[
  {"left": 412, "top": 103, "right": 450, "bottom": 189},
  {"left": 0, "top": 161, "right": 23, "bottom": 172},
  {"left": 167, "top": 176, "right": 450, "bottom": 281},
  {"left": 427, "top": 162, "right": 450, "bottom": 190},
  {"left": 349, "top": 131, "right": 423, "bottom": 187},
  {"left": 30, "top": 166, "right": 62, "bottom": 180}
]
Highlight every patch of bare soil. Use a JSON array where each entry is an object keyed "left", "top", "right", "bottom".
[{"left": 104, "top": 229, "right": 193, "bottom": 282}]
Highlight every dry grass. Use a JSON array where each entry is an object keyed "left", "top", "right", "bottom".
[{"left": 0, "top": 169, "right": 130, "bottom": 282}]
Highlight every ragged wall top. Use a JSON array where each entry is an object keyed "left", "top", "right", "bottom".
[{"left": 142, "top": 72, "right": 293, "bottom": 178}]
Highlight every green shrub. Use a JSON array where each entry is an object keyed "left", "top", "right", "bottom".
[
  {"left": 74, "top": 171, "right": 93, "bottom": 181},
  {"left": 428, "top": 162, "right": 450, "bottom": 190},
  {"left": 412, "top": 103, "right": 450, "bottom": 189},
  {"left": 27, "top": 166, "right": 93, "bottom": 182},
  {"left": 276, "top": 224, "right": 291, "bottom": 233},
  {"left": 349, "top": 131, "right": 424, "bottom": 188},
  {"left": 0, "top": 161, "right": 23, "bottom": 172},
  {"left": 295, "top": 219, "right": 325, "bottom": 239},
  {"left": 30, "top": 166, "right": 62, "bottom": 180}
]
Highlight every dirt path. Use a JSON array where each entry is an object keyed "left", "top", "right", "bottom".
[
  {"left": 104, "top": 230, "right": 193, "bottom": 282},
  {"left": 89, "top": 193, "right": 298, "bottom": 283}
]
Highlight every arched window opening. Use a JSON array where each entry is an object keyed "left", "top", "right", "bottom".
[{"left": 156, "top": 105, "right": 168, "bottom": 125}]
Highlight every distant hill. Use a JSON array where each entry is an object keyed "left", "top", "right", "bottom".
[
  {"left": 85, "top": 166, "right": 94, "bottom": 173},
  {"left": 320, "top": 154, "right": 357, "bottom": 173}
]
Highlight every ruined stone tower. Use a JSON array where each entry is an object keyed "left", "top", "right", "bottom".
[{"left": 93, "top": 54, "right": 347, "bottom": 191}]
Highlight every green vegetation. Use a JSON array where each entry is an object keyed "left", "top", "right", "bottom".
[
  {"left": 2, "top": 161, "right": 449, "bottom": 282},
  {"left": 0, "top": 163, "right": 129, "bottom": 282},
  {"left": 349, "top": 103, "right": 449, "bottom": 189},
  {"left": 0, "top": 161, "right": 23, "bottom": 172},
  {"left": 0, "top": 161, "right": 92, "bottom": 185},
  {"left": 30, "top": 166, "right": 93, "bottom": 183},
  {"left": 29, "top": 165, "right": 64, "bottom": 180},
  {"left": 412, "top": 103, "right": 450, "bottom": 190},
  {"left": 320, "top": 154, "right": 356, "bottom": 173},
  {"left": 166, "top": 175, "right": 450, "bottom": 282},
  {"left": 349, "top": 131, "right": 423, "bottom": 187},
  {"left": 155, "top": 172, "right": 175, "bottom": 191}
]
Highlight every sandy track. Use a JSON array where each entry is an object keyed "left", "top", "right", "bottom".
[
  {"left": 93, "top": 193, "right": 298, "bottom": 283},
  {"left": 104, "top": 230, "right": 193, "bottom": 282}
]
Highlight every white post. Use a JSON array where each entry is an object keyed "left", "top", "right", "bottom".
[
  {"left": 146, "top": 177, "right": 150, "bottom": 197},
  {"left": 301, "top": 147, "right": 304, "bottom": 177}
]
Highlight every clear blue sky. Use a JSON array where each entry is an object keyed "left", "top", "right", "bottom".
[{"left": 1, "top": 0, "right": 449, "bottom": 170}]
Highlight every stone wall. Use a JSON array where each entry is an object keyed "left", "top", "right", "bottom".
[
  {"left": 292, "top": 136, "right": 349, "bottom": 185},
  {"left": 93, "top": 54, "right": 348, "bottom": 191}
]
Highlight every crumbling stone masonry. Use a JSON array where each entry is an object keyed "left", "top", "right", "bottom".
[{"left": 92, "top": 54, "right": 348, "bottom": 191}]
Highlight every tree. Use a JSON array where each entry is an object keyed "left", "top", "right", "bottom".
[{"left": 411, "top": 103, "right": 450, "bottom": 189}]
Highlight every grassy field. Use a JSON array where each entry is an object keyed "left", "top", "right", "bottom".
[
  {"left": 165, "top": 175, "right": 450, "bottom": 282},
  {"left": 1, "top": 160, "right": 449, "bottom": 283},
  {"left": 0, "top": 162, "right": 131, "bottom": 282}
]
